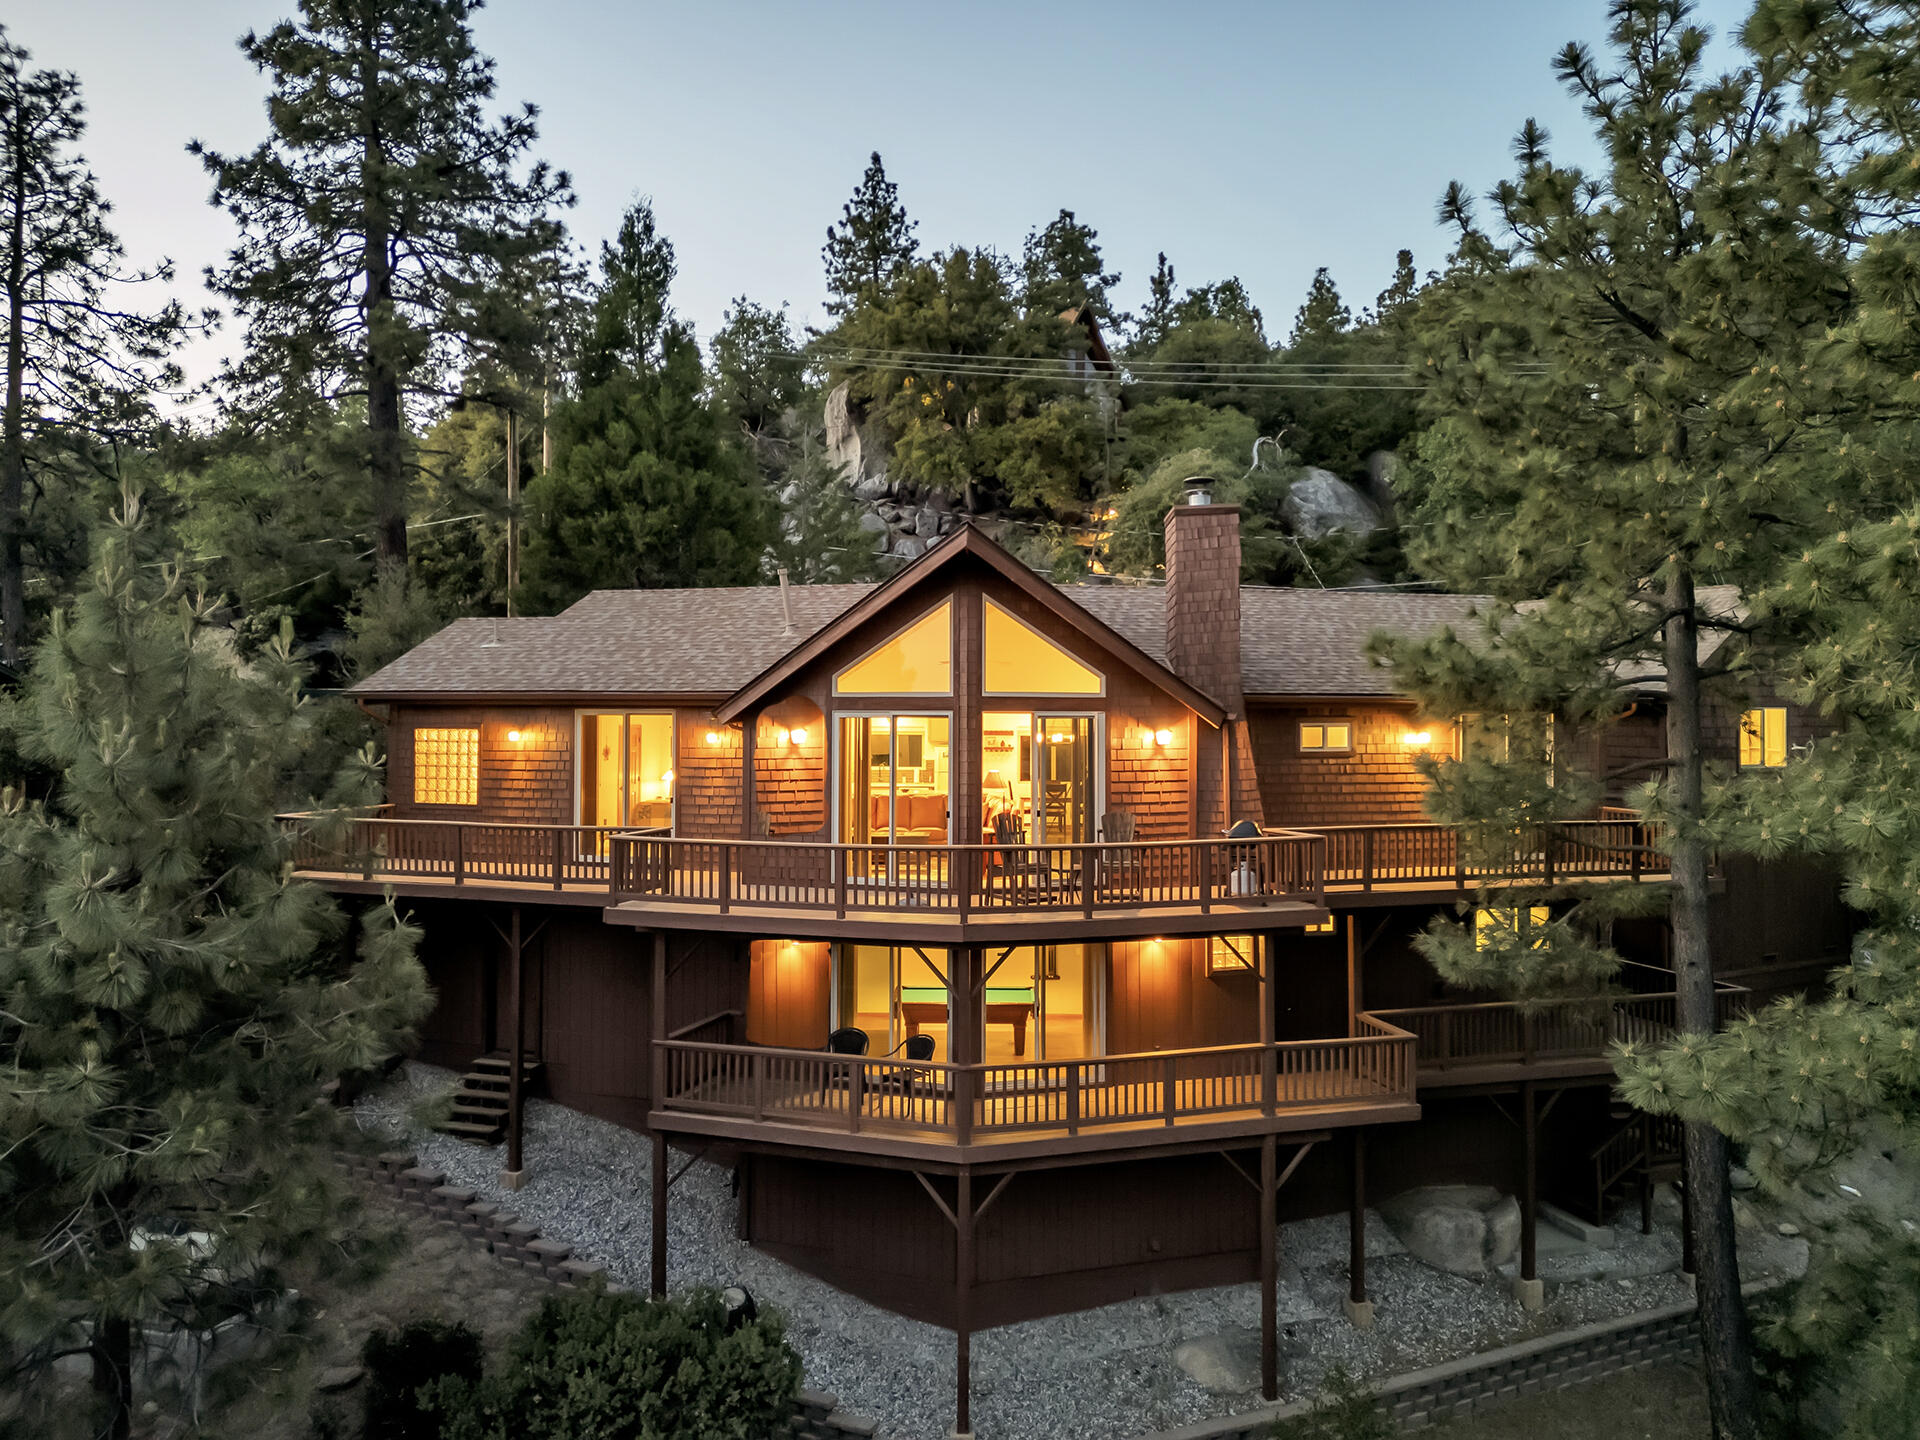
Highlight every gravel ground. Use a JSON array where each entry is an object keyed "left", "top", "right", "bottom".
[{"left": 353, "top": 1065, "right": 1807, "bottom": 1440}]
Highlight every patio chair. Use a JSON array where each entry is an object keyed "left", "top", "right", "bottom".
[
  {"left": 990, "top": 811, "right": 1053, "bottom": 900},
  {"left": 875, "top": 1034, "right": 939, "bottom": 1112},
  {"left": 826, "top": 1027, "right": 869, "bottom": 1055},
  {"left": 1098, "top": 810, "right": 1143, "bottom": 899}
]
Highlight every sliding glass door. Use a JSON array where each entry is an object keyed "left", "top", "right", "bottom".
[
  {"left": 836, "top": 713, "right": 952, "bottom": 880},
  {"left": 981, "top": 712, "right": 1097, "bottom": 846},
  {"left": 578, "top": 711, "right": 674, "bottom": 855}
]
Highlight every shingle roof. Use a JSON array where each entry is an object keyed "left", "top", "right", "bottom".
[
  {"left": 350, "top": 584, "right": 875, "bottom": 698},
  {"left": 351, "top": 575, "right": 1489, "bottom": 703}
]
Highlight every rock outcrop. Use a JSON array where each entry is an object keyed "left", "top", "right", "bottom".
[
  {"left": 820, "top": 381, "right": 967, "bottom": 556},
  {"left": 1379, "top": 1185, "right": 1523, "bottom": 1277},
  {"left": 1282, "top": 466, "right": 1384, "bottom": 541}
]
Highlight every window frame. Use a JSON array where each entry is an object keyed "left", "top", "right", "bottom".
[
  {"left": 980, "top": 596, "right": 1107, "bottom": 698},
  {"left": 411, "top": 726, "right": 480, "bottom": 808},
  {"left": 1738, "top": 706, "right": 1788, "bottom": 769},
  {"left": 1297, "top": 718, "right": 1355, "bottom": 756},
  {"left": 573, "top": 709, "right": 678, "bottom": 835},
  {"left": 831, "top": 598, "right": 956, "bottom": 698}
]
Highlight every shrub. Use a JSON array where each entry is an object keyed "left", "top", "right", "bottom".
[
  {"left": 361, "top": 1318, "right": 484, "bottom": 1440},
  {"left": 1273, "top": 1365, "right": 1394, "bottom": 1440},
  {"left": 429, "top": 1288, "right": 802, "bottom": 1440}
]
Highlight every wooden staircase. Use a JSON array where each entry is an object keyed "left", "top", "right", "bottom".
[
  {"left": 436, "top": 1053, "right": 544, "bottom": 1145},
  {"left": 1585, "top": 1106, "right": 1683, "bottom": 1227}
]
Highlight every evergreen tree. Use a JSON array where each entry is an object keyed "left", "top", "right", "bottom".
[
  {"left": 519, "top": 203, "right": 772, "bottom": 609},
  {"left": 1367, "top": 249, "right": 1421, "bottom": 329},
  {"left": 1132, "top": 251, "right": 1179, "bottom": 350},
  {"left": 0, "top": 495, "right": 429, "bottom": 1440},
  {"left": 821, "top": 151, "right": 918, "bottom": 318},
  {"left": 1288, "top": 266, "right": 1351, "bottom": 347},
  {"left": 194, "top": 0, "right": 571, "bottom": 570},
  {"left": 0, "top": 28, "right": 199, "bottom": 665},
  {"left": 1610, "top": 4, "right": 1920, "bottom": 1431},
  {"left": 1375, "top": 7, "right": 1858, "bottom": 1436},
  {"left": 1019, "top": 208, "right": 1121, "bottom": 318},
  {"left": 710, "top": 297, "right": 807, "bottom": 436},
  {"left": 766, "top": 438, "right": 883, "bottom": 584}
]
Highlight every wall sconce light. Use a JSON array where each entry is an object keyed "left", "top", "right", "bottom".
[
  {"left": 506, "top": 729, "right": 524, "bottom": 744},
  {"left": 774, "top": 727, "right": 791, "bottom": 746},
  {"left": 704, "top": 730, "right": 722, "bottom": 746},
  {"left": 1401, "top": 730, "right": 1433, "bottom": 748},
  {"left": 1154, "top": 728, "right": 1174, "bottom": 746},
  {"left": 790, "top": 726, "right": 809, "bottom": 746}
]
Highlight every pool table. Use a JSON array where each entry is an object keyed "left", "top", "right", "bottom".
[{"left": 898, "top": 985, "right": 1036, "bottom": 1057}]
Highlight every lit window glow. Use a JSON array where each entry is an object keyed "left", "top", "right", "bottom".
[
  {"left": 1739, "top": 707, "right": 1787, "bottom": 768},
  {"left": 413, "top": 728, "right": 479, "bottom": 806},
  {"left": 1299, "top": 721, "right": 1353, "bottom": 754}
]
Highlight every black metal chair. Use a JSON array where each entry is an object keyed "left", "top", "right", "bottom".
[
  {"left": 826, "top": 1027, "right": 869, "bottom": 1055},
  {"left": 876, "top": 1033, "right": 939, "bottom": 1108}
]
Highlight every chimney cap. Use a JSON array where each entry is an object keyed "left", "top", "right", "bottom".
[{"left": 1182, "top": 476, "right": 1215, "bottom": 506}]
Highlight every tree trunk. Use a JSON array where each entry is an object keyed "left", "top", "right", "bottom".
[
  {"left": 1663, "top": 566, "right": 1761, "bottom": 1440},
  {"left": 360, "top": 32, "right": 406, "bottom": 570},
  {"left": 3, "top": 113, "right": 29, "bottom": 668},
  {"left": 90, "top": 1314, "right": 133, "bottom": 1440}
]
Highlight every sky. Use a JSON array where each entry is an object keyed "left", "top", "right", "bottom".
[{"left": 8, "top": 0, "right": 1756, "bottom": 414}]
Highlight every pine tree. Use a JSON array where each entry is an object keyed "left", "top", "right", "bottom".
[
  {"left": 1288, "top": 266, "right": 1351, "bottom": 348},
  {"left": 1132, "top": 251, "right": 1179, "bottom": 350},
  {"left": 519, "top": 202, "right": 772, "bottom": 609},
  {"left": 1019, "top": 209, "right": 1121, "bottom": 318},
  {"left": 0, "top": 28, "right": 199, "bottom": 665},
  {"left": 766, "top": 438, "right": 883, "bottom": 584},
  {"left": 1609, "top": 3, "right": 1920, "bottom": 1430},
  {"left": 820, "top": 151, "right": 918, "bottom": 318},
  {"left": 194, "top": 0, "right": 571, "bottom": 570},
  {"left": 1375, "top": 7, "right": 1859, "bottom": 1436},
  {"left": 710, "top": 297, "right": 807, "bottom": 436},
  {"left": 1367, "top": 249, "right": 1420, "bottom": 329},
  {"left": 0, "top": 494, "right": 430, "bottom": 1440}
]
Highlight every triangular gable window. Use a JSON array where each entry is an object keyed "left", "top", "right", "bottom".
[
  {"left": 834, "top": 600, "right": 953, "bottom": 695},
  {"left": 982, "top": 597, "right": 1103, "bottom": 696}
]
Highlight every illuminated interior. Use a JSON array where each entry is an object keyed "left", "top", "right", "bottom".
[
  {"left": 982, "top": 598, "right": 1103, "bottom": 695},
  {"left": 580, "top": 712, "right": 675, "bottom": 832},
  {"left": 834, "top": 601, "right": 953, "bottom": 695},
  {"left": 837, "top": 714, "right": 952, "bottom": 875},
  {"left": 981, "top": 711, "right": 1095, "bottom": 845},
  {"left": 836, "top": 942, "right": 1101, "bottom": 1064},
  {"left": 1739, "top": 707, "right": 1787, "bottom": 768}
]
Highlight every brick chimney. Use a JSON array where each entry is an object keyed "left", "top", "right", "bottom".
[{"left": 1164, "top": 478, "right": 1263, "bottom": 827}]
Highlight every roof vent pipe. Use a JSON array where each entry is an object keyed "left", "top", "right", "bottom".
[
  {"left": 1183, "top": 476, "right": 1213, "bottom": 506},
  {"left": 777, "top": 566, "right": 796, "bottom": 637}
]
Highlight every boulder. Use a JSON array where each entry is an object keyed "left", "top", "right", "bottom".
[
  {"left": 856, "top": 512, "right": 888, "bottom": 536},
  {"left": 1172, "top": 1330, "right": 1262, "bottom": 1394},
  {"left": 825, "top": 380, "right": 895, "bottom": 496},
  {"left": 893, "top": 536, "right": 925, "bottom": 561},
  {"left": 1361, "top": 450, "right": 1403, "bottom": 521},
  {"left": 914, "top": 506, "right": 942, "bottom": 539},
  {"left": 1282, "top": 467, "right": 1384, "bottom": 540},
  {"left": 1380, "top": 1185, "right": 1513, "bottom": 1277}
]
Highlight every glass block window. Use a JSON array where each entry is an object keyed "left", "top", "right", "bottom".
[
  {"left": 1206, "top": 934, "right": 1257, "bottom": 976},
  {"left": 413, "top": 727, "right": 479, "bottom": 806}
]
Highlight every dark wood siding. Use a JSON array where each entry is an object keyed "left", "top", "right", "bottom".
[{"left": 745, "top": 939, "right": 832, "bottom": 1049}]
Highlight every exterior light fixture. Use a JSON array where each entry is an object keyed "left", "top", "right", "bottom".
[
  {"left": 1401, "top": 730, "right": 1433, "bottom": 747},
  {"left": 774, "top": 727, "right": 791, "bottom": 746},
  {"left": 506, "top": 729, "right": 523, "bottom": 743},
  {"left": 1154, "top": 728, "right": 1174, "bottom": 746},
  {"left": 704, "top": 730, "right": 722, "bottom": 746},
  {"left": 790, "top": 727, "right": 809, "bottom": 746}
]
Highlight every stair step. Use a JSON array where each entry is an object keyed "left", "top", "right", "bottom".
[
  {"left": 472, "top": 1054, "right": 543, "bottom": 1076},
  {"left": 439, "top": 1119, "right": 506, "bottom": 1142},
  {"left": 450, "top": 1101, "right": 507, "bottom": 1121}
]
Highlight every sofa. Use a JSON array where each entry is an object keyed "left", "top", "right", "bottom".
[{"left": 870, "top": 792, "right": 948, "bottom": 844}]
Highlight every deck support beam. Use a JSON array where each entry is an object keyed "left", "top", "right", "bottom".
[
  {"left": 1346, "top": 1128, "right": 1374, "bottom": 1329},
  {"left": 1259, "top": 1132, "right": 1278, "bottom": 1401},
  {"left": 1345, "top": 913, "right": 1360, "bottom": 1035},
  {"left": 503, "top": 905, "right": 526, "bottom": 1188},
  {"left": 955, "top": 1168, "right": 974, "bottom": 1439},
  {"left": 651, "top": 931, "right": 669, "bottom": 1299},
  {"left": 1514, "top": 1079, "right": 1543, "bottom": 1311}
]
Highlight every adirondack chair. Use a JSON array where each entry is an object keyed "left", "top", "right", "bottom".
[
  {"left": 990, "top": 811, "right": 1053, "bottom": 900},
  {"left": 1098, "top": 810, "right": 1143, "bottom": 898}
]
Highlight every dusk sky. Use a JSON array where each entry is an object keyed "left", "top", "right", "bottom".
[{"left": 11, "top": 0, "right": 1753, "bottom": 412}]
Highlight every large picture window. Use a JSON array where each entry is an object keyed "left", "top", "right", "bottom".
[
  {"left": 982, "top": 598, "right": 1103, "bottom": 696},
  {"left": 412, "top": 728, "right": 478, "bottom": 806},
  {"left": 834, "top": 601, "right": 953, "bottom": 695},
  {"left": 579, "top": 712, "right": 676, "bottom": 832}
]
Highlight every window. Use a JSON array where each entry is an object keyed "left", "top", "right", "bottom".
[
  {"left": 1739, "top": 707, "right": 1787, "bottom": 768},
  {"left": 1298, "top": 720, "right": 1353, "bottom": 754},
  {"left": 1206, "top": 934, "right": 1257, "bottom": 976},
  {"left": 1304, "top": 917, "right": 1337, "bottom": 935},
  {"left": 834, "top": 601, "right": 953, "bottom": 695},
  {"left": 1473, "top": 905, "right": 1552, "bottom": 950},
  {"left": 580, "top": 712, "right": 675, "bottom": 830},
  {"left": 982, "top": 598, "right": 1103, "bottom": 695},
  {"left": 413, "top": 727, "right": 479, "bottom": 806}
]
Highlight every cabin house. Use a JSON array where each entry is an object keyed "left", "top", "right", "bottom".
[{"left": 293, "top": 495, "right": 1850, "bottom": 1434}]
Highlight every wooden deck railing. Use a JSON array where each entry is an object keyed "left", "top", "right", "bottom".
[
  {"left": 280, "top": 811, "right": 666, "bottom": 890},
  {"left": 1359, "top": 978, "right": 1747, "bottom": 1075},
  {"left": 1312, "top": 817, "right": 1667, "bottom": 892},
  {"left": 656, "top": 1024, "right": 1416, "bottom": 1144},
  {"left": 608, "top": 830, "right": 1325, "bottom": 917}
]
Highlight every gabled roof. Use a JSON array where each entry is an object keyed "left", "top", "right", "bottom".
[
  {"left": 712, "top": 525, "right": 1226, "bottom": 725},
  {"left": 349, "top": 584, "right": 875, "bottom": 700}
]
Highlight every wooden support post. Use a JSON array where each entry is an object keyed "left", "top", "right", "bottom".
[
  {"left": 502, "top": 905, "right": 526, "bottom": 1188},
  {"left": 650, "top": 932, "right": 668, "bottom": 1112},
  {"left": 1260, "top": 1133, "right": 1278, "bottom": 1402},
  {"left": 956, "top": 1168, "right": 974, "bottom": 1438},
  {"left": 1514, "top": 1080, "right": 1543, "bottom": 1310},
  {"left": 952, "top": 945, "right": 975, "bottom": 1147},
  {"left": 1346, "top": 1129, "right": 1374, "bottom": 1328},
  {"left": 1345, "top": 914, "right": 1360, "bottom": 1035},
  {"left": 650, "top": 1131, "right": 668, "bottom": 1299}
]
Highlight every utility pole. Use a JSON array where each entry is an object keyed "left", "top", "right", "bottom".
[{"left": 505, "top": 406, "right": 520, "bottom": 618}]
